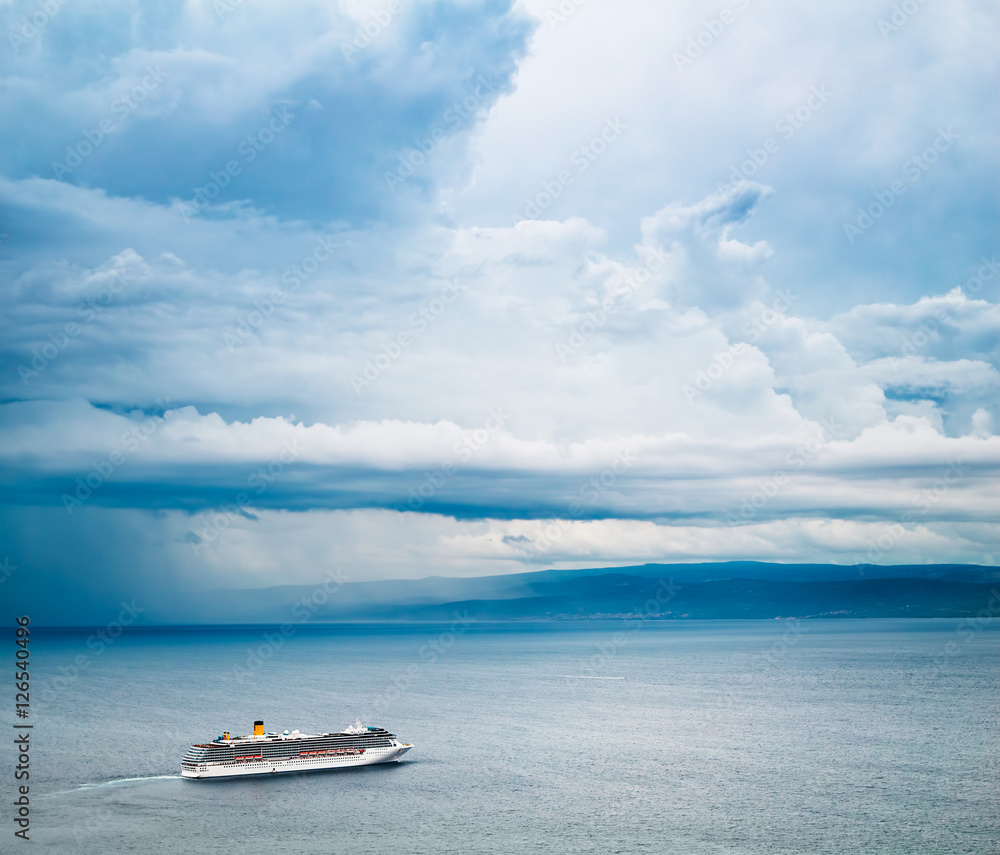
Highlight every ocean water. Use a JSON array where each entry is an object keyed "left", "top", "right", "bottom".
[{"left": 17, "top": 620, "right": 1000, "bottom": 854}]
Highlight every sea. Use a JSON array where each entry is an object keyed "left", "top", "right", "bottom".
[{"left": 16, "top": 619, "right": 1000, "bottom": 854}]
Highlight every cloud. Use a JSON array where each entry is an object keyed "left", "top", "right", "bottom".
[
  {"left": 449, "top": 0, "right": 999, "bottom": 313},
  {"left": 0, "top": 0, "right": 533, "bottom": 222},
  {"left": 1, "top": 398, "right": 997, "bottom": 528},
  {"left": 638, "top": 182, "right": 775, "bottom": 311},
  {"left": 0, "top": 0, "right": 997, "bottom": 621}
]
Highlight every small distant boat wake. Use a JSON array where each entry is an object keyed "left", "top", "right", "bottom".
[{"left": 553, "top": 675, "right": 625, "bottom": 680}]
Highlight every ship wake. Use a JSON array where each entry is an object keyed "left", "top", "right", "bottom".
[{"left": 43, "top": 775, "right": 182, "bottom": 797}]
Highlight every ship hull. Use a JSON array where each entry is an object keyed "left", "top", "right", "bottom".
[{"left": 181, "top": 744, "right": 411, "bottom": 779}]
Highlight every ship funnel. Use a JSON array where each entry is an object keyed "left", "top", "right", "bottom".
[
  {"left": 254, "top": 720, "right": 264, "bottom": 736},
  {"left": 223, "top": 732, "right": 230, "bottom": 740}
]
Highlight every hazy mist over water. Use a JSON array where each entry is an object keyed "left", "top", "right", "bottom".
[{"left": 23, "top": 621, "right": 1000, "bottom": 854}]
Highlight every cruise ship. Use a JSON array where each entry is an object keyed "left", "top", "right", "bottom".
[{"left": 181, "top": 719, "right": 412, "bottom": 779}]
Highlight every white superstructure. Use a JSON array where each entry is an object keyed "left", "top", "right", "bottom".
[{"left": 181, "top": 719, "right": 412, "bottom": 779}]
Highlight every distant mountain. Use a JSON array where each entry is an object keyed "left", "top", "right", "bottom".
[
  {"left": 155, "top": 562, "right": 1000, "bottom": 623},
  {"left": 325, "top": 577, "right": 1000, "bottom": 621}
]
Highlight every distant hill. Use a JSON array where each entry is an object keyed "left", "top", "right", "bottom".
[
  {"left": 154, "top": 562, "right": 1000, "bottom": 623},
  {"left": 328, "top": 577, "right": 1000, "bottom": 621}
]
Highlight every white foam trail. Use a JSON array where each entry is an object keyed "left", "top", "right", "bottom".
[
  {"left": 79, "top": 775, "right": 182, "bottom": 789},
  {"left": 44, "top": 775, "right": 182, "bottom": 797}
]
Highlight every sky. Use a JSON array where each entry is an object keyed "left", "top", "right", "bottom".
[{"left": 0, "top": 0, "right": 998, "bottom": 624}]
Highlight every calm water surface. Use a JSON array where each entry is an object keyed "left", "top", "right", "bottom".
[{"left": 18, "top": 620, "right": 1000, "bottom": 854}]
